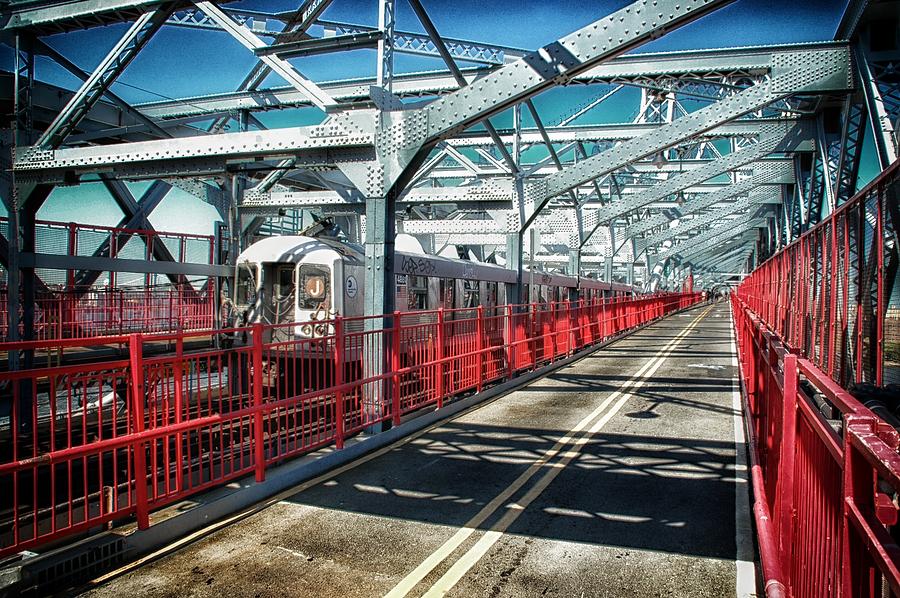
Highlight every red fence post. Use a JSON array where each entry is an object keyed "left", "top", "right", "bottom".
[
  {"left": 436, "top": 308, "right": 446, "bottom": 408},
  {"left": 476, "top": 305, "right": 484, "bottom": 393},
  {"left": 505, "top": 305, "right": 514, "bottom": 381},
  {"left": 333, "top": 316, "right": 345, "bottom": 449},
  {"left": 392, "top": 311, "right": 402, "bottom": 426},
  {"left": 174, "top": 333, "right": 184, "bottom": 493},
  {"left": 128, "top": 333, "right": 150, "bottom": 530},
  {"left": 777, "top": 353, "right": 798, "bottom": 571},
  {"left": 252, "top": 323, "right": 266, "bottom": 482}
]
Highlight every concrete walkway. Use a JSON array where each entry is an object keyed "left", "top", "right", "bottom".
[{"left": 82, "top": 303, "right": 754, "bottom": 598}]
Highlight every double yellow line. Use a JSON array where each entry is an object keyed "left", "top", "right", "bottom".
[{"left": 386, "top": 305, "right": 712, "bottom": 598}]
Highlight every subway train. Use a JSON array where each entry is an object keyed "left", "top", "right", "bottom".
[{"left": 232, "top": 234, "right": 634, "bottom": 339}]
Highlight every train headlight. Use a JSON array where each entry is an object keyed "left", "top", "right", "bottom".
[
  {"left": 314, "top": 324, "right": 327, "bottom": 337},
  {"left": 301, "top": 324, "right": 313, "bottom": 336}
]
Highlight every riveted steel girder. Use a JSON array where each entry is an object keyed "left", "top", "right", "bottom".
[
  {"left": 240, "top": 182, "right": 514, "bottom": 214},
  {"left": 577, "top": 122, "right": 806, "bottom": 247},
  {"left": 637, "top": 189, "right": 777, "bottom": 253},
  {"left": 417, "top": 0, "right": 737, "bottom": 141},
  {"left": 621, "top": 159, "right": 794, "bottom": 240},
  {"left": 134, "top": 41, "right": 849, "bottom": 120},
  {"left": 655, "top": 216, "right": 767, "bottom": 262},
  {"left": 522, "top": 45, "right": 852, "bottom": 230}
]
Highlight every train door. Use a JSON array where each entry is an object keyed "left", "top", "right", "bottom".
[
  {"left": 408, "top": 275, "right": 428, "bottom": 310},
  {"left": 269, "top": 263, "right": 296, "bottom": 342},
  {"left": 440, "top": 278, "right": 455, "bottom": 310}
]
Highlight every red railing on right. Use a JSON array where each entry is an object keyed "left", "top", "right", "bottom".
[
  {"left": 0, "top": 292, "right": 702, "bottom": 559},
  {"left": 737, "top": 159, "right": 900, "bottom": 388},
  {"left": 733, "top": 294, "right": 900, "bottom": 598}
]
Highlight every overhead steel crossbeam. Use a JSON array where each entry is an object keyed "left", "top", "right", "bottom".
[
  {"left": 317, "top": 19, "right": 525, "bottom": 65},
  {"left": 654, "top": 216, "right": 767, "bottom": 262},
  {"left": 522, "top": 45, "right": 852, "bottom": 232},
  {"left": 192, "top": 1, "right": 337, "bottom": 113},
  {"left": 577, "top": 123, "right": 804, "bottom": 249},
  {"left": 12, "top": 0, "right": 738, "bottom": 186},
  {"left": 134, "top": 41, "right": 849, "bottom": 120},
  {"left": 1, "top": 0, "right": 182, "bottom": 32},
  {"left": 637, "top": 190, "right": 777, "bottom": 253},
  {"left": 415, "top": 0, "right": 740, "bottom": 143},
  {"left": 620, "top": 159, "right": 794, "bottom": 240},
  {"left": 34, "top": 6, "right": 174, "bottom": 149}
]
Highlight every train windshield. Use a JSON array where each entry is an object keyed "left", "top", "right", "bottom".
[
  {"left": 299, "top": 265, "right": 331, "bottom": 310},
  {"left": 235, "top": 263, "right": 259, "bottom": 307}
]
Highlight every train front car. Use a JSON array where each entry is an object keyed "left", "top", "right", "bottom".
[
  {"left": 234, "top": 236, "right": 365, "bottom": 399},
  {"left": 234, "top": 236, "right": 364, "bottom": 338}
]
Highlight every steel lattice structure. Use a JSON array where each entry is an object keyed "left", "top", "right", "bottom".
[{"left": 1, "top": 0, "right": 898, "bottom": 338}]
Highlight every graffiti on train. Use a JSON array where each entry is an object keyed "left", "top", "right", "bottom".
[{"left": 399, "top": 255, "right": 437, "bottom": 276}]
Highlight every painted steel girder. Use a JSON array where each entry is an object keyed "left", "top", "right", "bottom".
[
  {"left": 621, "top": 159, "right": 794, "bottom": 239},
  {"left": 35, "top": 7, "right": 173, "bottom": 150},
  {"left": 1, "top": 0, "right": 177, "bottom": 32},
  {"left": 135, "top": 42, "right": 850, "bottom": 120},
  {"left": 417, "top": 0, "right": 736, "bottom": 142},
  {"left": 240, "top": 183, "right": 514, "bottom": 214},
  {"left": 637, "top": 189, "right": 777, "bottom": 253},
  {"left": 14, "top": 117, "right": 376, "bottom": 183},
  {"left": 527, "top": 45, "right": 852, "bottom": 225},
  {"left": 579, "top": 121, "right": 806, "bottom": 242},
  {"left": 656, "top": 217, "right": 767, "bottom": 262}
]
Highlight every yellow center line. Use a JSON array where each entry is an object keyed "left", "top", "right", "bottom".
[{"left": 386, "top": 306, "right": 712, "bottom": 598}]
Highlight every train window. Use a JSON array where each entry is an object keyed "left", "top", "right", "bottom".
[
  {"left": 463, "top": 279, "right": 479, "bottom": 308},
  {"left": 440, "top": 278, "right": 455, "bottom": 309},
  {"left": 298, "top": 265, "right": 330, "bottom": 310},
  {"left": 485, "top": 282, "right": 498, "bottom": 306},
  {"left": 409, "top": 275, "right": 427, "bottom": 310},
  {"left": 275, "top": 265, "right": 295, "bottom": 300},
  {"left": 235, "top": 263, "right": 258, "bottom": 306}
]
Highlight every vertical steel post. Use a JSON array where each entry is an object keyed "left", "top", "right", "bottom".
[
  {"left": 252, "top": 323, "right": 265, "bottom": 482},
  {"left": 174, "top": 333, "right": 184, "bottom": 493},
  {"left": 476, "top": 305, "right": 484, "bottom": 393},
  {"left": 129, "top": 333, "right": 150, "bottom": 529},
  {"left": 333, "top": 316, "right": 345, "bottom": 449},
  {"left": 778, "top": 353, "right": 798, "bottom": 571},
  {"left": 437, "top": 308, "right": 446, "bottom": 406},
  {"left": 392, "top": 311, "right": 401, "bottom": 426}
]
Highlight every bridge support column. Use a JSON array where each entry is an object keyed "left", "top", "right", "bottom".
[{"left": 363, "top": 193, "right": 397, "bottom": 432}]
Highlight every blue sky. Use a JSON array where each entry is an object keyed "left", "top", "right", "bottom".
[{"left": 3, "top": 0, "right": 864, "bottom": 235}]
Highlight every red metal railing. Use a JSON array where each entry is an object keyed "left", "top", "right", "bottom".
[
  {"left": 0, "top": 291, "right": 701, "bottom": 557},
  {"left": 733, "top": 294, "right": 900, "bottom": 598},
  {"left": 0, "top": 217, "right": 218, "bottom": 341},
  {"left": 737, "top": 159, "right": 900, "bottom": 388},
  {"left": 0, "top": 217, "right": 215, "bottom": 271},
  {"left": 0, "top": 285, "right": 217, "bottom": 341}
]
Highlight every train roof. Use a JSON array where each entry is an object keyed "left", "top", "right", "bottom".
[
  {"left": 239, "top": 235, "right": 638, "bottom": 293},
  {"left": 237, "top": 235, "right": 364, "bottom": 265}
]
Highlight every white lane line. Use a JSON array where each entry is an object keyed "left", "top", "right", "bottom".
[
  {"left": 387, "top": 307, "right": 710, "bottom": 598},
  {"left": 383, "top": 319, "right": 688, "bottom": 598},
  {"left": 729, "top": 308, "right": 757, "bottom": 597}
]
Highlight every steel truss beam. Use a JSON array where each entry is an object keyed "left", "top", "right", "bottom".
[
  {"left": 577, "top": 122, "right": 808, "bottom": 248},
  {"left": 35, "top": 7, "right": 174, "bottom": 149},
  {"left": 655, "top": 216, "right": 767, "bottom": 262},
  {"left": 621, "top": 159, "right": 794, "bottom": 240},
  {"left": 637, "top": 189, "right": 777, "bottom": 253},
  {"left": 522, "top": 46, "right": 852, "bottom": 232},
  {"left": 133, "top": 41, "right": 849, "bottom": 120}
]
